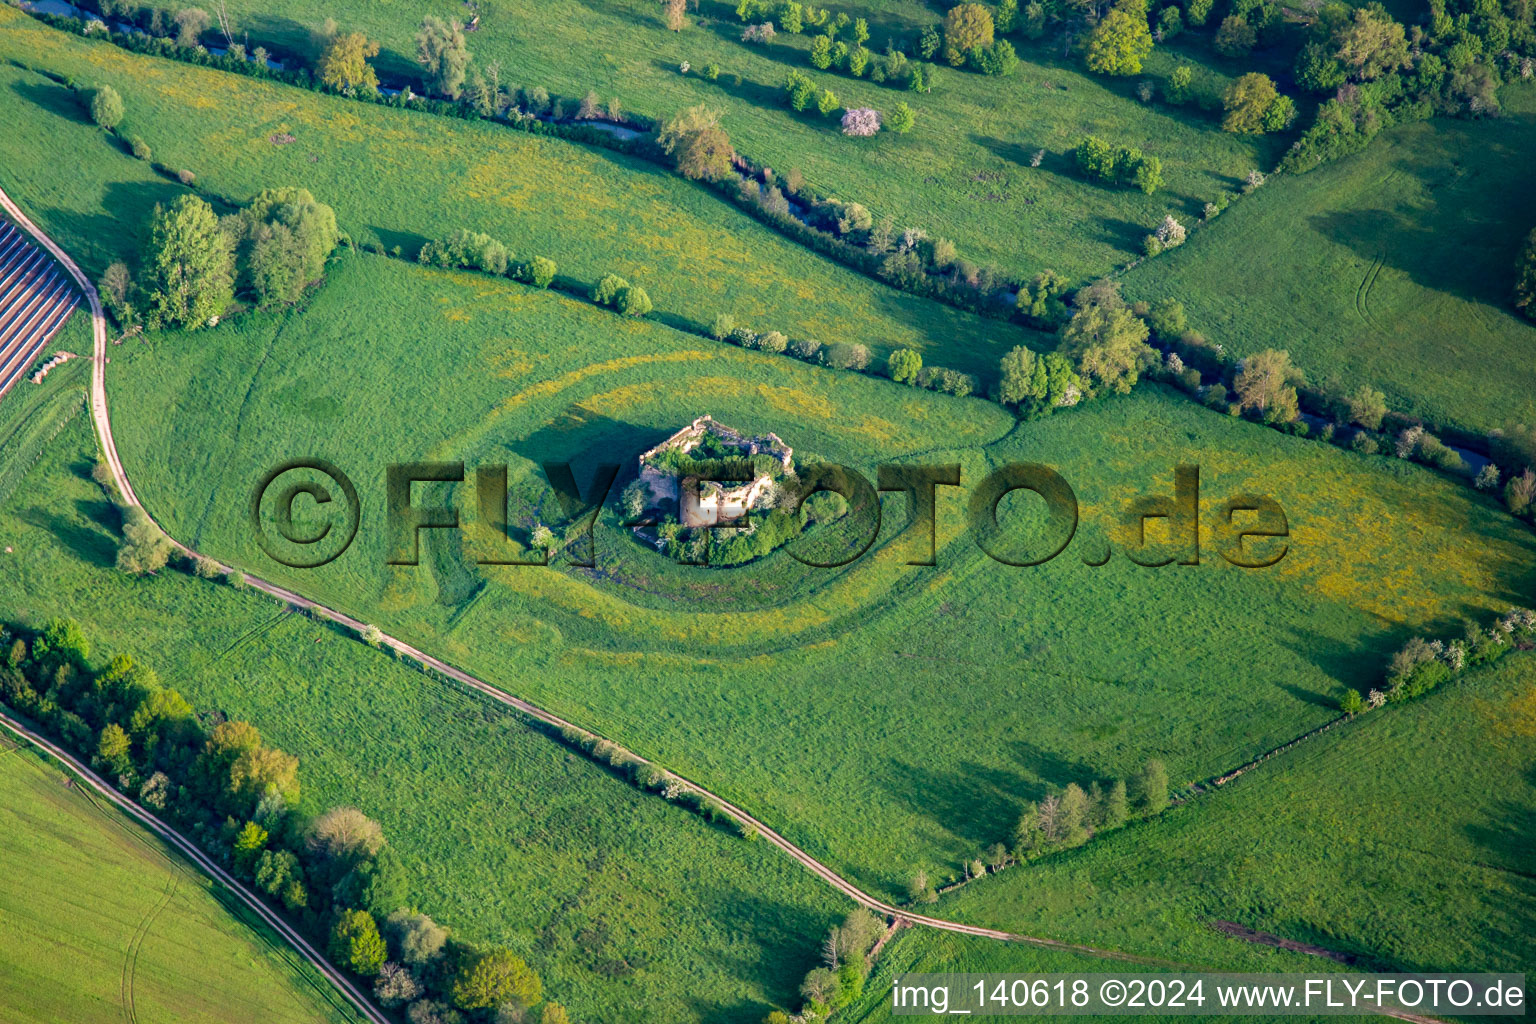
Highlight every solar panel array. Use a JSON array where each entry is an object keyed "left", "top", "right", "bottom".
[{"left": 0, "top": 219, "right": 81, "bottom": 402}]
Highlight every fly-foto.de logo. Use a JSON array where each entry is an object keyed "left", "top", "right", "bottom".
[{"left": 249, "top": 458, "right": 1288, "bottom": 571}]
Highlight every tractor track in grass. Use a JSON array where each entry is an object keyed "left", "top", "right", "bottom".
[{"left": 0, "top": 185, "right": 1460, "bottom": 1019}]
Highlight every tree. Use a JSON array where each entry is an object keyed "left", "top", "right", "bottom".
[
  {"left": 1515, "top": 228, "right": 1536, "bottom": 317},
  {"left": 1295, "top": 40, "right": 1346, "bottom": 93},
  {"left": 116, "top": 507, "right": 173, "bottom": 573},
  {"left": 801, "top": 967, "right": 840, "bottom": 1006},
  {"left": 541, "top": 1003, "right": 571, "bottom": 1024},
  {"left": 889, "top": 101, "right": 915, "bottom": 133},
  {"left": 943, "top": 3, "right": 994, "bottom": 65},
  {"left": 1233, "top": 348, "right": 1301, "bottom": 422},
  {"left": 172, "top": 7, "right": 210, "bottom": 46},
  {"left": 1074, "top": 135, "right": 1117, "bottom": 182},
  {"left": 663, "top": 0, "right": 686, "bottom": 31},
  {"left": 810, "top": 34, "right": 833, "bottom": 69},
  {"left": 374, "top": 962, "right": 423, "bottom": 1008},
  {"left": 329, "top": 908, "right": 388, "bottom": 977},
  {"left": 1344, "top": 384, "right": 1387, "bottom": 429},
  {"left": 888, "top": 348, "right": 922, "bottom": 384},
  {"left": 229, "top": 187, "right": 340, "bottom": 304},
  {"left": 1333, "top": 4, "right": 1407, "bottom": 81},
  {"left": 387, "top": 910, "right": 449, "bottom": 966},
  {"left": 997, "top": 345, "right": 1041, "bottom": 406},
  {"left": 452, "top": 948, "right": 542, "bottom": 1011},
  {"left": 318, "top": 32, "right": 380, "bottom": 94},
  {"left": 1132, "top": 759, "right": 1169, "bottom": 814},
  {"left": 96, "top": 723, "right": 132, "bottom": 773},
  {"left": 141, "top": 195, "right": 233, "bottom": 329},
  {"left": 1057, "top": 295, "right": 1153, "bottom": 395},
  {"left": 1086, "top": 6, "right": 1153, "bottom": 76},
  {"left": 1340, "top": 688, "right": 1364, "bottom": 714},
  {"left": 309, "top": 806, "right": 386, "bottom": 862},
  {"left": 658, "top": 105, "right": 735, "bottom": 182},
  {"left": 1213, "top": 15, "right": 1256, "bottom": 56},
  {"left": 816, "top": 87, "right": 839, "bottom": 116},
  {"left": 416, "top": 16, "right": 470, "bottom": 98},
  {"left": 1058, "top": 783, "right": 1090, "bottom": 845},
  {"left": 333, "top": 846, "right": 408, "bottom": 918},
  {"left": 1102, "top": 778, "right": 1129, "bottom": 828},
  {"left": 89, "top": 84, "right": 124, "bottom": 130},
  {"left": 229, "top": 745, "right": 301, "bottom": 809},
  {"left": 232, "top": 820, "right": 269, "bottom": 874},
  {"left": 256, "top": 848, "right": 302, "bottom": 896},
  {"left": 1221, "top": 72, "right": 1279, "bottom": 133}
]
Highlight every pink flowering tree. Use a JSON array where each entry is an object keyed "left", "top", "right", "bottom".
[{"left": 841, "top": 107, "right": 881, "bottom": 136}]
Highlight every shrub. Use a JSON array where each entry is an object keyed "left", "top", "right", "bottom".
[
  {"left": 1166, "top": 64, "right": 1193, "bottom": 103},
  {"left": 711, "top": 313, "right": 737, "bottom": 340},
  {"left": 523, "top": 256, "right": 556, "bottom": 288},
  {"left": 129, "top": 135, "right": 151, "bottom": 160},
  {"left": 789, "top": 336, "right": 823, "bottom": 361},
  {"left": 1351, "top": 431, "right": 1380, "bottom": 455},
  {"left": 419, "top": 230, "right": 510, "bottom": 275},
  {"left": 1515, "top": 228, "right": 1536, "bottom": 317},
  {"left": 822, "top": 342, "right": 870, "bottom": 371},
  {"left": 1475, "top": 464, "right": 1501, "bottom": 491},
  {"left": 1507, "top": 469, "right": 1536, "bottom": 516},
  {"left": 889, "top": 101, "right": 916, "bottom": 133},
  {"left": 615, "top": 284, "right": 653, "bottom": 317},
  {"left": 757, "top": 330, "right": 789, "bottom": 353},
  {"left": 887, "top": 348, "right": 922, "bottom": 384},
  {"left": 591, "top": 273, "right": 629, "bottom": 305}
]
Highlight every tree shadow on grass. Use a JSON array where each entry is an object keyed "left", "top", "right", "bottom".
[
  {"left": 9, "top": 76, "right": 92, "bottom": 126},
  {"left": 18, "top": 505, "right": 117, "bottom": 569}
]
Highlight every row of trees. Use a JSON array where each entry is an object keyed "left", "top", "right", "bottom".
[
  {"left": 418, "top": 229, "right": 558, "bottom": 290},
  {"left": 710, "top": 313, "right": 980, "bottom": 397},
  {"left": 1073, "top": 136, "right": 1164, "bottom": 193},
  {"left": 1014, "top": 760, "right": 1169, "bottom": 856},
  {"left": 97, "top": 188, "right": 340, "bottom": 332},
  {"left": 0, "top": 620, "right": 570, "bottom": 1024},
  {"left": 1344, "top": 608, "right": 1536, "bottom": 711}
]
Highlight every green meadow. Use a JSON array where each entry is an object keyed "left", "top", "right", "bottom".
[
  {"left": 0, "top": 412, "right": 849, "bottom": 1024},
  {"left": 0, "top": 741, "right": 364, "bottom": 1024},
  {"left": 1123, "top": 83, "right": 1536, "bottom": 435},
  {"left": 0, "top": 11, "right": 1051, "bottom": 381},
  {"left": 911, "top": 651, "right": 1536, "bottom": 972},
  {"left": 199, "top": 0, "right": 1281, "bottom": 279},
  {"left": 98, "top": 250, "right": 1536, "bottom": 900}
]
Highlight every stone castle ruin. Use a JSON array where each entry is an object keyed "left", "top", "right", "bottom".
[{"left": 637, "top": 416, "right": 793, "bottom": 527}]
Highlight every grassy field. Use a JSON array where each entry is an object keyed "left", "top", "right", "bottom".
[
  {"left": 905, "top": 651, "right": 1536, "bottom": 973},
  {"left": 0, "top": 12, "right": 1053, "bottom": 382},
  {"left": 0, "top": 741, "right": 364, "bottom": 1024},
  {"left": 0, "top": 60, "right": 182, "bottom": 276},
  {"left": 191, "top": 0, "right": 1282, "bottom": 280},
  {"left": 94, "top": 248, "right": 1536, "bottom": 900},
  {"left": 1123, "top": 83, "right": 1536, "bottom": 435},
  {"left": 0, "top": 412, "right": 851, "bottom": 1024}
]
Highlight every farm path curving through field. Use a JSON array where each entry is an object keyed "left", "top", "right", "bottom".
[{"left": 0, "top": 186, "right": 1460, "bottom": 1022}]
